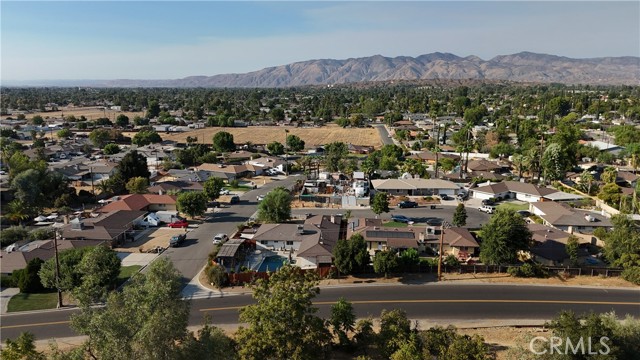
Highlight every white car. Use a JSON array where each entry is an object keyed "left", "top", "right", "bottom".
[
  {"left": 212, "top": 233, "right": 229, "bottom": 245},
  {"left": 257, "top": 194, "right": 266, "bottom": 202},
  {"left": 478, "top": 205, "right": 496, "bottom": 214},
  {"left": 219, "top": 189, "right": 230, "bottom": 195}
]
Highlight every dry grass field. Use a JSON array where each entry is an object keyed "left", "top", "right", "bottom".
[
  {"left": 161, "top": 124, "right": 383, "bottom": 148},
  {"left": 2, "top": 106, "right": 144, "bottom": 121}
]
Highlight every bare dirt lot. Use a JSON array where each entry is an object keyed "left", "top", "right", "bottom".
[
  {"left": 161, "top": 124, "right": 383, "bottom": 148},
  {"left": 118, "top": 227, "right": 189, "bottom": 253}
]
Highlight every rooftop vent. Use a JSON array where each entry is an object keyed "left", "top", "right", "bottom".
[{"left": 297, "top": 224, "right": 305, "bottom": 235}]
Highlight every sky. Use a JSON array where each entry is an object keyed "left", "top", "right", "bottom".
[{"left": 1, "top": 1, "right": 639, "bottom": 82}]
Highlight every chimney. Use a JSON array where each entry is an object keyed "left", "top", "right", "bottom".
[
  {"left": 297, "top": 224, "right": 304, "bottom": 235},
  {"left": 159, "top": 189, "right": 163, "bottom": 196},
  {"left": 330, "top": 215, "right": 336, "bottom": 224}
]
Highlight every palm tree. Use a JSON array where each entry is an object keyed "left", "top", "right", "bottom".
[
  {"left": 5, "top": 200, "right": 31, "bottom": 226},
  {"left": 511, "top": 153, "right": 529, "bottom": 179}
]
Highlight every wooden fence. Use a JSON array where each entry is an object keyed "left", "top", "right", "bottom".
[{"left": 227, "top": 266, "right": 335, "bottom": 286}]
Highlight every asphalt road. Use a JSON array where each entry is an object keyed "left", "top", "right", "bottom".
[
  {"left": 2, "top": 284, "right": 638, "bottom": 341},
  {"left": 160, "top": 175, "right": 303, "bottom": 284},
  {"left": 375, "top": 124, "right": 395, "bottom": 145},
  {"left": 292, "top": 202, "right": 491, "bottom": 229}
]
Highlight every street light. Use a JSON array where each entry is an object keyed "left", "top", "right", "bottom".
[
  {"left": 54, "top": 228, "right": 63, "bottom": 308},
  {"left": 437, "top": 220, "right": 451, "bottom": 282}
]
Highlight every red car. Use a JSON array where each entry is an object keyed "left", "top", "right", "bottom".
[{"left": 167, "top": 219, "right": 188, "bottom": 228}]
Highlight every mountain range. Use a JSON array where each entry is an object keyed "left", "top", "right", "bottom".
[{"left": 17, "top": 52, "right": 640, "bottom": 87}]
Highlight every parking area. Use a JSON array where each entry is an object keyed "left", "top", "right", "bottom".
[{"left": 118, "top": 227, "right": 193, "bottom": 253}]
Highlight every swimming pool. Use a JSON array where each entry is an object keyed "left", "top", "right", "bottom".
[{"left": 258, "top": 255, "right": 287, "bottom": 272}]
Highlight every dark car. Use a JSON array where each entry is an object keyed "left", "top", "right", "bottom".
[
  {"left": 440, "top": 194, "right": 452, "bottom": 200},
  {"left": 397, "top": 200, "right": 418, "bottom": 208},
  {"left": 208, "top": 201, "right": 221, "bottom": 208},
  {"left": 482, "top": 199, "right": 495, "bottom": 206},
  {"left": 517, "top": 210, "right": 531, "bottom": 217},
  {"left": 229, "top": 195, "right": 240, "bottom": 204},
  {"left": 391, "top": 214, "right": 413, "bottom": 224},
  {"left": 169, "top": 234, "right": 186, "bottom": 247}
]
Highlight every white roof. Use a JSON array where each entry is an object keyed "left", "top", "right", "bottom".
[
  {"left": 371, "top": 178, "right": 459, "bottom": 190},
  {"left": 542, "top": 191, "right": 584, "bottom": 201},
  {"left": 586, "top": 141, "right": 623, "bottom": 151}
]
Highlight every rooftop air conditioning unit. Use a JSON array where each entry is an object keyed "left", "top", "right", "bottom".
[{"left": 297, "top": 225, "right": 305, "bottom": 235}]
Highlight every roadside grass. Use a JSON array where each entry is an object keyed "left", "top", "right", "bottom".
[
  {"left": 7, "top": 291, "right": 58, "bottom": 312},
  {"left": 383, "top": 221, "right": 409, "bottom": 227},
  {"left": 7, "top": 265, "right": 143, "bottom": 312},
  {"left": 224, "top": 185, "right": 252, "bottom": 192},
  {"left": 497, "top": 202, "right": 529, "bottom": 212},
  {"left": 117, "top": 265, "right": 142, "bottom": 287}
]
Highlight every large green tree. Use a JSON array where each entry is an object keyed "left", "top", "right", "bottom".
[
  {"left": 286, "top": 134, "right": 305, "bottom": 152},
  {"left": 371, "top": 191, "right": 390, "bottom": 217},
  {"left": 212, "top": 131, "right": 235, "bottom": 152},
  {"left": 132, "top": 130, "right": 162, "bottom": 146},
  {"left": 73, "top": 246, "right": 122, "bottom": 306},
  {"left": 203, "top": 177, "right": 225, "bottom": 200},
  {"left": 330, "top": 297, "right": 356, "bottom": 347},
  {"left": 39, "top": 247, "right": 94, "bottom": 294},
  {"left": 70, "top": 258, "right": 190, "bottom": 360},
  {"left": 118, "top": 150, "right": 150, "bottom": 182},
  {"left": 323, "top": 142, "right": 348, "bottom": 172},
  {"left": 479, "top": 208, "right": 532, "bottom": 265},
  {"left": 176, "top": 192, "right": 207, "bottom": 218},
  {"left": 267, "top": 141, "right": 285, "bottom": 155},
  {"left": 125, "top": 176, "right": 149, "bottom": 194},
  {"left": 257, "top": 187, "right": 292, "bottom": 223},
  {"left": 373, "top": 250, "right": 398, "bottom": 278},
  {"left": 236, "top": 265, "right": 331, "bottom": 360},
  {"left": 452, "top": 203, "right": 467, "bottom": 227},
  {"left": 333, "top": 233, "right": 370, "bottom": 275}
]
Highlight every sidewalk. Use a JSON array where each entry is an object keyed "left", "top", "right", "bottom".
[{"left": 0, "top": 287, "right": 20, "bottom": 314}]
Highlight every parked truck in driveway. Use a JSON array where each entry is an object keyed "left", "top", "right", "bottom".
[{"left": 139, "top": 211, "right": 181, "bottom": 227}]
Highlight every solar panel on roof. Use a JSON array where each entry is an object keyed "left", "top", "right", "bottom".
[{"left": 365, "top": 230, "right": 415, "bottom": 239}]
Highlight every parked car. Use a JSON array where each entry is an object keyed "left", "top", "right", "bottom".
[
  {"left": 391, "top": 214, "right": 414, "bottom": 224},
  {"left": 208, "top": 201, "right": 221, "bottom": 208},
  {"left": 213, "top": 233, "right": 229, "bottom": 245},
  {"left": 220, "top": 188, "right": 231, "bottom": 195},
  {"left": 481, "top": 199, "right": 495, "bottom": 206},
  {"left": 425, "top": 217, "right": 443, "bottom": 226},
  {"left": 516, "top": 210, "right": 531, "bottom": 217},
  {"left": 168, "top": 219, "right": 189, "bottom": 228},
  {"left": 397, "top": 200, "right": 418, "bottom": 208},
  {"left": 229, "top": 195, "right": 240, "bottom": 204},
  {"left": 257, "top": 194, "right": 266, "bottom": 202},
  {"left": 478, "top": 205, "right": 496, "bottom": 214},
  {"left": 440, "top": 194, "right": 452, "bottom": 200},
  {"left": 169, "top": 234, "right": 186, "bottom": 247}
]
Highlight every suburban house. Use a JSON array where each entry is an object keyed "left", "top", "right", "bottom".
[
  {"left": 616, "top": 171, "right": 638, "bottom": 187},
  {"left": 247, "top": 156, "right": 287, "bottom": 173},
  {"left": 347, "top": 143, "right": 375, "bottom": 154},
  {"left": 526, "top": 223, "right": 591, "bottom": 266},
  {"left": 97, "top": 194, "right": 177, "bottom": 213},
  {"left": 408, "top": 151, "right": 460, "bottom": 164},
  {"left": 196, "top": 163, "right": 254, "bottom": 181},
  {"left": 371, "top": 178, "right": 460, "bottom": 196},
  {"left": 423, "top": 227, "right": 479, "bottom": 261},
  {"left": 147, "top": 180, "right": 203, "bottom": 194},
  {"left": 1, "top": 239, "right": 107, "bottom": 276},
  {"left": 529, "top": 202, "right": 613, "bottom": 234},
  {"left": 466, "top": 159, "right": 502, "bottom": 173},
  {"left": 61, "top": 210, "right": 147, "bottom": 246},
  {"left": 297, "top": 215, "right": 343, "bottom": 268},
  {"left": 471, "top": 181, "right": 583, "bottom": 203},
  {"left": 50, "top": 159, "right": 118, "bottom": 185},
  {"left": 251, "top": 215, "right": 343, "bottom": 269},
  {"left": 347, "top": 218, "right": 420, "bottom": 254},
  {"left": 583, "top": 140, "right": 624, "bottom": 155}
]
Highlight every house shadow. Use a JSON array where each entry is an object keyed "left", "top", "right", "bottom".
[{"left": 398, "top": 273, "right": 438, "bottom": 285}]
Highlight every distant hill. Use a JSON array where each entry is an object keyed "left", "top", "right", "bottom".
[{"left": 20, "top": 52, "right": 640, "bottom": 87}]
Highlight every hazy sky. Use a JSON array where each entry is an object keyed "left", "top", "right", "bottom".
[{"left": 1, "top": 1, "right": 639, "bottom": 81}]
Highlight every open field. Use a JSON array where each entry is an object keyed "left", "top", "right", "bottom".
[
  {"left": 2, "top": 106, "right": 145, "bottom": 122},
  {"left": 161, "top": 124, "right": 383, "bottom": 148}
]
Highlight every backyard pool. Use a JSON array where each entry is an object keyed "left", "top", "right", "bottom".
[{"left": 258, "top": 255, "right": 288, "bottom": 272}]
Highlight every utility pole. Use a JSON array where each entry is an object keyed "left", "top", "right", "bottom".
[
  {"left": 434, "top": 122, "right": 440, "bottom": 178},
  {"left": 54, "top": 229, "right": 63, "bottom": 308},
  {"left": 284, "top": 129, "right": 289, "bottom": 176},
  {"left": 437, "top": 221, "right": 448, "bottom": 282}
]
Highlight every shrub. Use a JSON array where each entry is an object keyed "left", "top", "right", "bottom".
[
  {"left": 443, "top": 254, "right": 460, "bottom": 267},
  {"left": 1, "top": 274, "right": 18, "bottom": 288},
  {"left": 621, "top": 266, "right": 640, "bottom": 285},
  {"left": 17, "top": 258, "right": 46, "bottom": 293},
  {"left": 507, "top": 263, "right": 549, "bottom": 278},
  {"left": 423, "top": 196, "right": 434, "bottom": 201},
  {"left": 1, "top": 226, "right": 29, "bottom": 247},
  {"left": 29, "top": 228, "right": 54, "bottom": 241},
  {"left": 205, "top": 264, "right": 228, "bottom": 289},
  {"left": 229, "top": 179, "right": 240, "bottom": 188}
]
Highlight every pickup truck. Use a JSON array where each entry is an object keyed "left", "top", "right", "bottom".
[{"left": 169, "top": 234, "right": 186, "bottom": 247}]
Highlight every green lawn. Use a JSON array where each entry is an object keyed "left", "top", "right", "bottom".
[
  {"left": 117, "top": 265, "right": 142, "bottom": 287},
  {"left": 7, "top": 291, "right": 58, "bottom": 312},
  {"left": 382, "top": 221, "right": 409, "bottom": 228},
  {"left": 7, "top": 265, "right": 143, "bottom": 312},
  {"left": 497, "top": 202, "right": 529, "bottom": 212},
  {"left": 224, "top": 185, "right": 252, "bottom": 192}
]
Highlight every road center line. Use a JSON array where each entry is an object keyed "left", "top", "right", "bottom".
[{"left": 198, "top": 299, "right": 640, "bottom": 312}]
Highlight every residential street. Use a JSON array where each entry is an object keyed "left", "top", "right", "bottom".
[
  {"left": 2, "top": 284, "right": 638, "bottom": 341},
  {"left": 157, "top": 175, "right": 303, "bottom": 285}
]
